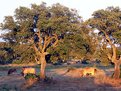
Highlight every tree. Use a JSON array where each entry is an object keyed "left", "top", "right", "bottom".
[
  {"left": 87, "top": 6, "right": 121, "bottom": 79},
  {"left": 1, "top": 14, "right": 35, "bottom": 64},
  {"left": 0, "top": 42, "right": 13, "bottom": 64},
  {"left": 29, "top": 3, "right": 82, "bottom": 79},
  {"left": 30, "top": 31, "right": 58, "bottom": 79},
  {"left": 1, "top": 2, "right": 83, "bottom": 79}
]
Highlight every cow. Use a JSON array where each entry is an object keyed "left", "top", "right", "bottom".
[
  {"left": 82, "top": 67, "right": 97, "bottom": 77},
  {"left": 21, "top": 67, "right": 36, "bottom": 77},
  {"left": 8, "top": 68, "right": 17, "bottom": 75}
]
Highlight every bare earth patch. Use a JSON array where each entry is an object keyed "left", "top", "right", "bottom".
[{"left": 0, "top": 66, "right": 121, "bottom": 91}]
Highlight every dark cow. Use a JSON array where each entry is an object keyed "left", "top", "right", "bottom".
[{"left": 8, "top": 68, "right": 17, "bottom": 75}]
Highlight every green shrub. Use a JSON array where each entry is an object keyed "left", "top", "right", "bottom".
[{"left": 24, "top": 73, "right": 37, "bottom": 80}]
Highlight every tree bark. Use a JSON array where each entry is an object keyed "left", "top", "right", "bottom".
[
  {"left": 40, "top": 53, "right": 47, "bottom": 79},
  {"left": 113, "top": 61, "right": 120, "bottom": 79}
]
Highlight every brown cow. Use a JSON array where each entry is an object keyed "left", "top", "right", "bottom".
[
  {"left": 21, "top": 67, "right": 36, "bottom": 77},
  {"left": 82, "top": 67, "right": 97, "bottom": 77}
]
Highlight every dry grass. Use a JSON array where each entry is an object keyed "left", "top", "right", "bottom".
[
  {"left": 94, "top": 68, "right": 106, "bottom": 78},
  {"left": 21, "top": 78, "right": 38, "bottom": 90},
  {"left": 0, "top": 65, "right": 121, "bottom": 91},
  {"left": 95, "top": 76, "right": 121, "bottom": 87}
]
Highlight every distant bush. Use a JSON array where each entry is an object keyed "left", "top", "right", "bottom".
[{"left": 12, "top": 60, "right": 22, "bottom": 64}]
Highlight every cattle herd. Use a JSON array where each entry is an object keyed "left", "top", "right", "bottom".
[
  {"left": 7, "top": 67, "right": 98, "bottom": 78},
  {"left": 7, "top": 67, "right": 36, "bottom": 77}
]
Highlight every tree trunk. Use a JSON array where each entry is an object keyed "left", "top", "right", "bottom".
[
  {"left": 113, "top": 61, "right": 120, "bottom": 79},
  {"left": 40, "top": 53, "right": 47, "bottom": 79}
]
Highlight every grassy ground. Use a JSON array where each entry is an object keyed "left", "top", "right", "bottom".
[{"left": 0, "top": 63, "right": 120, "bottom": 91}]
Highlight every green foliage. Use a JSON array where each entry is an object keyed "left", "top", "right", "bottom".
[
  {"left": 12, "top": 60, "right": 22, "bottom": 64},
  {"left": 86, "top": 6, "right": 121, "bottom": 64},
  {"left": 24, "top": 73, "right": 37, "bottom": 80},
  {"left": 1, "top": 2, "right": 84, "bottom": 64},
  {"left": 117, "top": 49, "right": 121, "bottom": 56},
  {"left": 2, "top": 16, "right": 16, "bottom": 30},
  {"left": 94, "top": 48, "right": 112, "bottom": 66},
  {"left": 2, "top": 3, "right": 120, "bottom": 65}
]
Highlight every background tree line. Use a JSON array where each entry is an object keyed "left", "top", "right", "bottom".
[{"left": 0, "top": 2, "right": 121, "bottom": 68}]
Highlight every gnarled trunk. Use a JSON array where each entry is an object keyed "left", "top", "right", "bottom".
[
  {"left": 105, "top": 36, "right": 120, "bottom": 79},
  {"left": 113, "top": 61, "right": 120, "bottom": 79},
  {"left": 40, "top": 53, "right": 47, "bottom": 79}
]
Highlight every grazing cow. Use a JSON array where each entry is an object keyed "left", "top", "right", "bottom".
[
  {"left": 21, "top": 67, "right": 36, "bottom": 77},
  {"left": 83, "top": 67, "right": 97, "bottom": 77},
  {"left": 8, "top": 68, "right": 17, "bottom": 75}
]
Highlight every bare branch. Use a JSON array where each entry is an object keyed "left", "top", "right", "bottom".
[
  {"left": 101, "top": 30, "right": 112, "bottom": 45},
  {"left": 42, "top": 34, "right": 58, "bottom": 52},
  {"left": 35, "top": 30, "right": 43, "bottom": 50},
  {"left": 107, "top": 53, "right": 112, "bottom": 60},
  {"left": 101, "top": 30, "right": 117, "bottom": 62},
  {"left": 35, "top": 55, "right": 40, "bottom": 64},
  {"left": 42, "top": 36, "right": 48, "bottom": 53}
]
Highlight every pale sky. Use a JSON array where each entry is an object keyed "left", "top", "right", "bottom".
[
  {"left": 0, "top": 0, "right": 121, "bottom": 23},
  {"left": 0, "top": 0, "right": 121, "bottom": 41}
]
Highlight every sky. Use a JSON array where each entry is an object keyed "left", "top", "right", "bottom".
[
  {"left": 0, "top": 0, "right": 121, "bottom": 41},
  {"left": 0, "top": 0, "right": 121, "bottom": 23}
]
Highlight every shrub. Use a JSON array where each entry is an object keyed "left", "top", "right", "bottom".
[{"left": 24, "top": 73, "right": 37, "bottom": 80}]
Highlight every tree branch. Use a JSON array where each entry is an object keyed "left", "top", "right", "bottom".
[
  {"left": 35, "top": 30, "right": 42, "bottom": 51},
  {"left": 42, "top": 36, "right": 48, "bottom": 53},
  {"left": 35, "top": 55, "right": 40, "bottom": 64},
  {"left": 119, "top": 55, "right": 121, "bottom": 61},
  {"left": 28, "top": 37, "right": 41, "bottom": 55},
  {"left": 107, "top": 53, "right": 112, "bottom": 61},
  {"left": 101, "top": 30, "right": 117, "bottom": 62},
  {"left": 42, "top": 34, "right": 58, "bottom": 52}
]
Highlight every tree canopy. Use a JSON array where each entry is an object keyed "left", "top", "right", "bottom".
[
  {"left": 1, "top": 3, "right": 121, "bottom": 67},
  {"left": 1, "top": 2, "right": 90, "bottom": 64}
]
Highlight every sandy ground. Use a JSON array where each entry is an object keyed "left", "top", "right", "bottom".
[{"left": 0, "top": 65, "right": 121, "bottom": 91}]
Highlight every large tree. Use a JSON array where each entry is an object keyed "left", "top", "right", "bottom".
[
  {"left": 87, "top": 6, "right": 121, "bottom": 79},
  {"left": 1, "top": 2, "right": 83, "bottom": 79}
]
